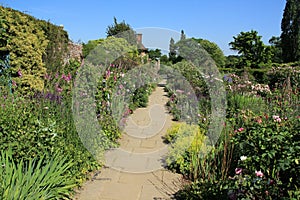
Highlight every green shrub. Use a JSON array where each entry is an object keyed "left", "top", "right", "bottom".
[
  {"left": 229, "top": 114, "right": 300, "bottom": 199},
  {"left": 165, "top": 123, "right": 208, "bottom": 177},
  {"left": 129, "top": 84, "right": 155, "bottom": 110},
  {"left": 0, "top": 94, "right": 100, "bottom": 185}
]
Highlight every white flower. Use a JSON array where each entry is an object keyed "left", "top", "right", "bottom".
[{"left": 240, "top": 155, "right": 247, "bottom": 161}]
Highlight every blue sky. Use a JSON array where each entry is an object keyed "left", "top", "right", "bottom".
[{"left": 1, "top": 0, "right": 286, "bottom": 55}]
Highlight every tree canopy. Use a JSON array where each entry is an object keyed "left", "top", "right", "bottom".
[
  {"left": 106, "top": 17, "right": 136, "bottom": 45},
  {"left": 280, "top": 0, "right": 300, "bottom": 62},
  {"left": 193, "top": 38, "right": 225, "bottom": 67},
  {"left": 148, "top": 49, "right": 162, "bottom": 60},
  {"left": 229, "top": 30, "right": 272, "bottom": 68}
]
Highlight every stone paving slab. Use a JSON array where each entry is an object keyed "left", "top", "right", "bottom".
[{"left": 74, "top": 86, "right": 183, "bottom": 200}]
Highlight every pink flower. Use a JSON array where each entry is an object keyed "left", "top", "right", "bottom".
[
  {"left": 106, "top": 70, "right": 111, "bottom": 79},
  {"left": 257, "top": 118, "right": 262, "bottom": 124},
  {"left": 67, "top": 73, "right": 72, "bottom": 81},
  {"left": 12, "top": 80, "right": 17, "bottom": 87},
  {"left": 176, "top": 89, "right": 184, "bottom": 94},
  {"left": 17, "top": 69, "right": 22, "bottom": 77},
  {"left": 56, "top": 86, "right": 63, "bottom": 93},
  {"left": 235, "top": 168, "right": 242, "bottom": 175},
  {"left": 272, "top": 115, "right": 280, "bottom": 120},
  {"left": 275, "top": 118, "right": 282, "bottom": 123},
  {"left": 255, "top": 170, "right": 264, "bottom": 177},
  {"left": 237, "top": 127, "right": 244, "bottom": 132},
  {"left": 62, "top": 73, "right": 71, "bottom": 82},
  {"left": 44, "top": 73, "right": 51, "bottom": 80}
]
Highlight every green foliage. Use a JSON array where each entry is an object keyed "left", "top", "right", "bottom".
[
  {"left": 170, "top": 60, "right": 210, "bottom": 118},
  {"left": 229, "top": 113, "right": 300, "bottom": 199},
  {"left": 169, "top": 37, "right": 181, "bottom": 63},
  {"left": 165, "top": 123, "right": 208, "bottom": 177},
  {"left": 225, "top": 55, "right": 243, "bottom": 69},
  {"left": 193, "top": 38, "right": 226, "bottom": 67},
  {"left": 280, "top": 0, "right": 300, "bottom": 62},
  {"left": 0, "top": 149, "right": 76, "bottom": 200},
  {"left": 82, "top": 39, "right": 104, "bottom": 58},
  {"left": 88, "top": 36, "right": 138, "bottom": 66},
  {"left": 180, "top": 30, "right": 186, "bottom": 41},
  {"left": 148, "top": 48, "right": 162, "bottom": 60},
  {"left": 38, "top": 20, "right": 69, "bottom": 73},
  {"left": 129, "top": 84, "right": 156, "bottom": 110},
  {"left": 0, "top": 6, "right": 72, "bottom": 93},
  {"left": 106, "top": 17, "right": 136, "bottom": 45},
  {"left": 0, "top": 6, "right": 48, "bottom": 93},
  {"left": 269, "top": 36, "right": 283, "bottom": 63},
  {"left": 173, "top": 65, "right": 300, "bottom": 199},
  {"left": 0, "top": 12, "right": 7, "bottom": 50},
  {"left": 229, "top": 30, "right": 273, "bottom": 68},
  {"left": 0, "top": 92, "right": 100, "bottom": 185}
]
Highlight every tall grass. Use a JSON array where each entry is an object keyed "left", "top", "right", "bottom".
[{"left": 0, "top": 149, "right": 76, "bottom": 200}]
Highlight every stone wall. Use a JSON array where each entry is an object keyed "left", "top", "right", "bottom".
[{"left": 64, "top": 42, "right": 83, "bottom": 64}]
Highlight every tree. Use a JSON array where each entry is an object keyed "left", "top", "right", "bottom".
[
  {"left": 280, "top": 0, "right": 300, "bottom": 62},
  {"left": 193, "top": 38, "right": 225, "bottom": 67},
  {"left": 148, "top": 48, "right": 162, "bottom": 60},
  {"left": 269, "top": 36, "right": 283, "bottom": 63},
  {"left": 229, "top": 30, "right": 272, "bottom": 68},
  {"left": 180, "top": 30, "right": 186, "bottom": 41},
  {"left": 87, "top": 36, "right": 138, "bottom": 67},
  {"left": 169, "top": 37, "right": 177, "bottom": 63},
  {"left": 106, "top": 17, "right": 136, "bottom": 45}
]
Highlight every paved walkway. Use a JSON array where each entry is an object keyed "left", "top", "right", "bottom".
[{"left": 74, "top": 85, "right": 183, "bottom": 200}]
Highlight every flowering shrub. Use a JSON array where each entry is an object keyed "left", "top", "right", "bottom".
[
  {"left": 229, "top": 113, "right": 300, "bottom": 199},
  {"left": 224, "top": 73, "right": 271, "bottom": 96}
]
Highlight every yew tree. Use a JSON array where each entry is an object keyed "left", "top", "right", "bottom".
[{"left": 280, "top": 0, "right": 300, "bottom": 62}]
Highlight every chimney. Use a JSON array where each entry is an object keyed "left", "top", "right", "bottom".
[{"left": 136, "top": 33, "right": 142, "bottom": 44}]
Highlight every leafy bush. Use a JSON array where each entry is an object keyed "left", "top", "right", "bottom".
[
  {"left": 165, "top": 123, "right": 208, "bottom": 177},
  {"left": 0, "top": 93, "right": 100, "bottom": 185},
  {"left": 129, "top": 84, "right": 156, "bottom": 110},
  {"left": 229, "top": 113, "right": 300, "bottom": 199},
  {"left": 0, "top": 149, "right": 76, "bottom": 200}
]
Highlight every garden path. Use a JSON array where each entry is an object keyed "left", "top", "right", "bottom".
[{"left": 74, "top": 83, "right": 183, "bottom": 200}]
